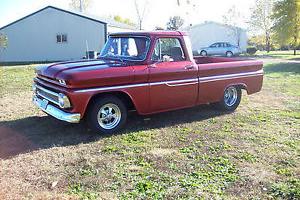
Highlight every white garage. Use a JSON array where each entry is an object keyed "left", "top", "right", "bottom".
[
  {"left": 185, "top": 21, "right": 248, "bottom": 54},
  {"left": 0, "top": 6, "right": 136, "bottom": 62}
]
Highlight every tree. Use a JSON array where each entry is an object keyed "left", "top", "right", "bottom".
[
  {"left": 166, "top": 16, "right": 184, "bottom": 30},
  {"left": 272, "top": 0, "right": 300, "bottom": 55},
  {"left": 249, "top": 0, "right": 274, "bottom": 52},
  {"left": 113, "top": 15, "right": 135, "bottom": 26},
  {"left": 223, "top": 6, "right": 244, "bottom": 47},
  {"left": 69, "top": 0, "right": 92, "bottom": 12},
  {"left": 134, "top": 0, "right": 149, "bottom": 30}
]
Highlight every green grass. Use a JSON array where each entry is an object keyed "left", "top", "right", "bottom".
[
  {"left": 255, "top": 50, "right": 300, "bottom": 59},
  {"left": 0, "top": 59, "right": 299, "bottom": 199}
]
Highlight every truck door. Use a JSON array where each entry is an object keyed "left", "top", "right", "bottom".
[{"left": 148, "top": 37, "right": 198, "bottom": 112}]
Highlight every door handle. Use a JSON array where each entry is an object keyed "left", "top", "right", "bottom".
[{"left": 184, "top": 65, "right": 195, "bottom": 70}]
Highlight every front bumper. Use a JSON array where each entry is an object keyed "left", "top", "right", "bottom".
[{"left": 33, "top": 95, "right": 81, "bottom": 123}]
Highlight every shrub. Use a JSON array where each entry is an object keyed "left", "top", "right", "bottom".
[{"left": 246, "top": 46, "right": 257, "bottom": 55}]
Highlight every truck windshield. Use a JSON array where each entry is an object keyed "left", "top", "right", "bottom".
[{"left": 100, "top": 36, "right": 150, "bottom": 61}]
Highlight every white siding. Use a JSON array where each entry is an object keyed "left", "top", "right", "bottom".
[
  {"left": 0, "top": 7, "right": 106, "bottom": 62},
  {"left": 186, "top": 22, "right": 248, "bottom": 52}
]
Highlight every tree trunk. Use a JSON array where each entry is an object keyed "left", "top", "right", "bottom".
[
  {"left": 266, "top": 32, "right": 270, "bottom": 53},
  {"left": 294, "top": 48, "right": 297, "bottom": 55}
]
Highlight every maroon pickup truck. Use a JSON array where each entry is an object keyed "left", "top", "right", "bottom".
[{"left": 33, "top": 31, "right": 263, "bottom": 134}]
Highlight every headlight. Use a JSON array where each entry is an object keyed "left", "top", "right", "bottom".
[
  {"left": 58, "top": 79, "right": 67, "bottom": 85},
  {"left": 58, "top": 93, "right": 71, "bottom": 109}
]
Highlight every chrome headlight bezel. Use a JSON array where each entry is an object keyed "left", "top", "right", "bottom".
[{"left": 58, "top": 93, "right": 71, "bottom": 109}]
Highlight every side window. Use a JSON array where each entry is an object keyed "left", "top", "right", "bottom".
[{"left": 151, "top": 38, "right": 185, "bottom": 62}]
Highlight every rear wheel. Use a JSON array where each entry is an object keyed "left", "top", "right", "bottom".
[
  {"left": 216, "top": 86, "right": 241, "bottom": 111},
  {"left": 200, "top": 50, "right": 208, "bottom": 56},
  {"left": 226, "top": 51, "right": 233, "bottom": 57},
  {"left": 87, "top": 96, "right": 127, "bottom": 134}
]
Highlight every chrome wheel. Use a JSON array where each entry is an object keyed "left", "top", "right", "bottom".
[
  {"left": 97, "top": 103, "right": 121, "bottom": 130},
  {"left": 224, "top": 87, "right": 238, "bottom": 107}
]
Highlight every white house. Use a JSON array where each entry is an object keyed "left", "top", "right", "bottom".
[
  {"left": 185, "top": 21, "right": 248, "bottom": 54},
  {"left": 0, "top": 6, "right": 136, "bottom": 62}
]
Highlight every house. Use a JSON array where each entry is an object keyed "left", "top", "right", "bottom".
[
  {"left": 184, "top": 21, "right": 248, "bottom": 54},
  {"left": 0, "top": 6, "right": 136, "bottom": 62}
]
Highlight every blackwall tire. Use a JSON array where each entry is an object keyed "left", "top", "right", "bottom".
[
  {"left": 200, "top": 51, "right": 208, "bottom": 56},
  {"left": 217, "top": 86, "right": 241, "bottom": 111},
  {"left": 87, "top": 96, "right": 127, "bottom": 134}
]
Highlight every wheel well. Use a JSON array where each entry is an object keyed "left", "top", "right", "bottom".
[
  {"left": 234, "top": 84, "right": 248, "bottom": 93},
  {"left": 87, "top": 91, "right": 135, "bottom": 112}
]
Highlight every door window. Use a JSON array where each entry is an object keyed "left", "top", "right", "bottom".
[{"left": 151, "top": 38, "right": 185, "bottom": 62}]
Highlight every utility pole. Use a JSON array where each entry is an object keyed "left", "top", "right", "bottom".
[{"left": 79, "top": 0, "right": 83, "bottom": 12}]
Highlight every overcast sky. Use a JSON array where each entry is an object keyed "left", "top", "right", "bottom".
[{"left": 0, "top": 0, "right": 255, "bottom": 29}]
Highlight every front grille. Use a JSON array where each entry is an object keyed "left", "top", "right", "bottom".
[{"left": 36, "top": 85, "right": 60, "bottom": 106}]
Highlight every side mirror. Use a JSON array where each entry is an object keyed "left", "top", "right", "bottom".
[{"left": 163, "top": 55, "right": 173, "bottom": 62}]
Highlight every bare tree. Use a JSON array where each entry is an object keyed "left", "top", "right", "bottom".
[
  {"left": 134, "top": 0, "right": 149, "bottom": 30},
  {"left": 69, "top": 0, "right": 92, "bottom": 12},
  {"left": 166, "top": 16, "right": 184, "bottom": 30},
  {"left": 223, "top": 6, "right": 244, "bottom": 47},
  {"left": 249, "top": 0, "right": 274, "bottom": 52}
]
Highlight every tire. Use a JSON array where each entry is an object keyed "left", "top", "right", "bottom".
[
  {"left": 87, "top": 96, "right": 127, "bottom": 134},
  {"left": 200, "top": 50, "right": 208, "bottom": 56},
  {"left": 226, "top": 51, "right": 233, "bottom": 57},
  {"left": 216, "top": 86, "right": 241, "bottom": 111}
]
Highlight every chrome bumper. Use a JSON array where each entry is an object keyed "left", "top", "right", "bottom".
[{"left": 33, "top": 95, "right": 81, "bottom": 123}]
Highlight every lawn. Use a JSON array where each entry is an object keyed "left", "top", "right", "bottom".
[
  {"left": 255, "top": 50, "right": 300, "bottom": 60},
  {"left": 0, "top": 59, "right": 299, "bottom": 199}
]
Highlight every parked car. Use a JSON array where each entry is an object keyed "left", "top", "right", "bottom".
[
  {"left": 199, "top": 42, "right": 242, "bottom": 57},
  {"left": 33, "top": 31, "right": 263, "bottom": 134}
]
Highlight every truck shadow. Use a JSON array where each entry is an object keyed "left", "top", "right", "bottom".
[{"left": 0, "top": 105, "right": 228, "bottom": 159}]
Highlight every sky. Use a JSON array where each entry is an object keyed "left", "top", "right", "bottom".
[{"left": 0, "top": 0, "right": 255, "bottom": 30}]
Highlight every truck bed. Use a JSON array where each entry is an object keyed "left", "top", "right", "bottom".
[{"left": 194, "top": 56, "right": 248, "bottom": 64}]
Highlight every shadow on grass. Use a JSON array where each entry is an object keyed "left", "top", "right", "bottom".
[
  {"left": 0, "top": 105, "right": 228, "bottom": 159},
  {"left": 264, "top": 62, "right": 300, "bottom": 74}
]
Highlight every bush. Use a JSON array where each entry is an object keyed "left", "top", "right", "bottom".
[{"left": 246, "top": 46, "right": 257, "bottom": 55}]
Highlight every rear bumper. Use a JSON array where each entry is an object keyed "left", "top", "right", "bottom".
[{"left": 33, "top": 95, "right": 81, "bottom": 123}]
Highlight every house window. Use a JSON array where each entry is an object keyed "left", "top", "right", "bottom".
[{"left": 56, "top": 34, "right": 67, "bottom": 43}]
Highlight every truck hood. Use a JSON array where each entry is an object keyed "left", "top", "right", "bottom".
[{"left": 36, "top": 59, "right": 133, "bottom": 89}]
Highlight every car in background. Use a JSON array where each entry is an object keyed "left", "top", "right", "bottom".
[{"left": 198, "top": 42, "right": 242, "bottom": 57}]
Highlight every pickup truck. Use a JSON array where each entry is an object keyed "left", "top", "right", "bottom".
[{"left": 33, "top": 31, "right": 263, "bottom": 134}]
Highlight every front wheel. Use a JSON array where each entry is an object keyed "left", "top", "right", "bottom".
[
  {"left": 216, "top": 86, "right": 241, "bottom": 111},
  {"left": 87, "top": 96, "right": 127, "bottom": 134}
]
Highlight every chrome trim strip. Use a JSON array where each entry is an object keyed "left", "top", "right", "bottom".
[
  {"left": 150, "top": 78, "right": 198, "bottom": 86},
  {"left": 36, "top": 91, "right": 59, "bottom": 106},
  {"left": 166, "top": 82, "right": 198, "bottom": 87},
  {"left": 75, "top": 83, "right": 149, "bottom": 93},
  {"left": 74, "top": 70, "right": 263, "bottom": 93},
  {"left": 38, "top": 76, "right": 59, "bottom": 85},
  {"left": 36, "top": 84, "right": 59, "bottom": 97},
  {"left": 199, "top": 69, "right": 264, "bottom": 83},
  {"left": 33, "top": 96, "right": 80, "bottom": 123}
]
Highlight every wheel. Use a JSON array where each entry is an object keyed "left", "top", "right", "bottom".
[
  {"left": 87, "top": 96, "right": 127, "bottom": 134},
  {"left": 200, "top": 50, "right": 208, "bottom": 56},
  {"left": 216, "top": 86, "right": 241, "bottom": 111},
  {"left": 226, "top": 51, "right": 233, "bottom": 57}
]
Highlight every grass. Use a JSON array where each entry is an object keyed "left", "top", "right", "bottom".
[
  {"left": 255, "top": 50, "right": 300, "bottom": 59},
  {"left": 0, "top": 58, "right": 299, "bottom": 199}
]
